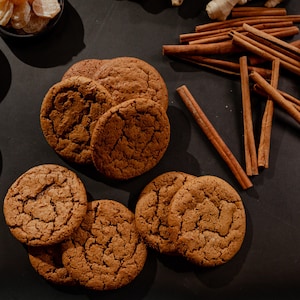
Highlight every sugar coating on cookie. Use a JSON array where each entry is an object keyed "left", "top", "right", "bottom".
[
  {"left": 62, "top": 200, "right": 147, "bottom": 291},
  {"left": 95, "top": 57, "right": 169, "bottom": 110},
  {"left": 135, "top": 171, "right": 196, "bottom": 254},
  {"left": 91, "top": 98, "right": 170, "bottom": 180},
  {"left": 168, "top": 176, "right": 246, "bottom": 267},
  {"left": 40, "top": 76, "right": 116, "bottom": 164},
  {"left": 3, "top": 164, "right": 87, "bottom": 246},
  {"left": 28, "top": 244, "right": 77, "bottom": 286},
  {"left": 62, "top": 59, "right": 108, "bottom": 81}
]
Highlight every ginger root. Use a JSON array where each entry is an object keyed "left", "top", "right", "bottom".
[
  {"left": 206, "top": 0, "right": 285, "bottom": 21},
  {"left": 206, "top": 0, "right": 247, "bottom": 21},
  {"left": 264, "top": 0, "right": 284, "bottom": 7},
  {"left": 171, "top": 0, "right": 184, "bottom": 6}
]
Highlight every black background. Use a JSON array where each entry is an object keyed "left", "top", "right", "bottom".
[{"left": 0, "top": 0, "right": 299, "bottom": 299}]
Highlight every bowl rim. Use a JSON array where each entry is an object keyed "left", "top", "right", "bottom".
[{"left": 0, "top": 0, "right": 65, "bottom": 39}]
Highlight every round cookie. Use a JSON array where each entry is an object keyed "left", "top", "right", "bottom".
[
  {"left": 95, "top": 56, "right": 169, "bottom": 110},
  {"left": 135, "top": 171, "right": 196, "bottom": 254},
  {"left": 168, "top": 175, "right": 246, "bottom": 267},
  {"left": 62, "top": 59, "right": 108, "bottom": 80},
  {"left": 40, "top": 76, "right": 116, "bottom": 164},
  {"left": 3, "top": 164, "right": 88, "bottom": 247},
  {"left": 91, "top": 98, "right": 170, "bottom": 180},
  {"left": 61, "top": 200, "right": 147, "bottom": 291},
  {"left": 28, "top": 243, "right": 77, "bottom": 286}
]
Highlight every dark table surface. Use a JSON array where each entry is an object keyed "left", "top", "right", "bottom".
[{"left": 0, "top": 0, "right": 299, "bottom": 299}]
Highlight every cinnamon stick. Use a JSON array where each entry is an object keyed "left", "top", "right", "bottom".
[
  {"left": 176, "top": 85, "right": 253, "bottom": 190},
  {"left": 162, "top": 40, "right": 238, "bottom": 56},
  {"left": 249, "top": 38, "right": 300, "bottom": 65},
  {"left": 181, "top": 21, "right": 293, "bottom": 44},
  {"left": 195, "top": 15, "right": 300, "bottom": 32},
  {"left": 257, "top": 59, "right": 280, "bottom": 169},
  {"left": 174, "top": 55, "right": 272, "bottom": 78},
  {"left": 279, "top": 90, "right": 300, "bottom": 108},
  {"left": 230, "top": 30, "right": 300, "bottom": 76},
  {"left": 231, "top": 7, "right": 287, "bottom": 18},
  {"left": 240, "top": 56, "right": 258, "bottom": 176},
  {"left": 253, "top": 84, "right": 300, "bottom": 112},
  {"left": 189, "top": 26, "right": 298, "bottom": 45},
  {"left": 250, "top": 71, "right": 300, "bottom": 124},
  {"left": 243, "top": 23, "right": 300, "bottom": 58}
]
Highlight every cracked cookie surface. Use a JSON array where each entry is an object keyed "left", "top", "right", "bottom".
[
  {"left": 40, "top": 76, "right": 115, "bottom": 164},
  {"left": 95, "top": 57, "right": 169, "bottom": 110},
  {"left": 28, "top": 243, "right": 77, "bottom": 286},
  {"left": 62, "top": 200, "right": 147, "bottom": 291},
  {"left": 168, "top": 175, "right": 246, "bottom": 267},
  {"left": 135, "top": 171, "right": 196, "bottom": 254},
  {"left": 91, "top": 98, "right": 170, "bottom": 180},
  {"left": 3, "top": 164, "right": 88, "bottom": 246},
  {"left": 62, "top": 59, "right": 108, "bottom": 81}
]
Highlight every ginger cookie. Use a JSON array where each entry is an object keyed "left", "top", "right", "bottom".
[
  {"left": 95, "top": 56, "right": 169, "bottom": 110},
  {"left": 135, "top": 171, "right": 196, "bottom": 254},
  {"left": 28, "top": 243, "right": 77, "bottom": 286},
  {"left": 40, "top": 76, "right": 116, "bottom": 164},
  {"left": 3, "top": 164, "right": 87, "bottom": 247},
  {"left": 62, "top": 200, "right": 147, "bottom": 291},
  {"left": 91, "top": 98, "right": 170, "bottom": 180},
  {"left": 62, "top": 59, "right": 108, "bottom": 81},
  {"left": 168, "top": 175, "right": 246, "bottom": 267}
]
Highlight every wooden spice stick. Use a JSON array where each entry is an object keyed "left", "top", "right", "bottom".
[
  {"left": 189, "top": 33, "right": 231, "bottom": 45},
  {"left": 232, "top": 6, "right": 286, "bottom": 12},
  {"left": 243, "top": 23, "right": 300, "bottom": 58},
  {"left": 253, "top": 84, "right": 300, "bottom": 112},
  {"left": 250, "top": 71, "right": 300, "bottom": 124},
  {"left": 231, "top": 30, "right": 300, "bottom": 67},
  {"left": 291, "top": 39, "right": 300, "bottom": 48},
  {"left": 249, "top": 37, "right": 300, "bottom": 65},
  {"left": 269, "top": 26, "right": 300, "bottom": 39},
  {"left": 189, "top": 26, "right": 298, "bottom": 45},
  {"left": 239, "top": 56, "right": 258, "bottom": 176},
  {"left": 162, "top": 40, "right": 238, "bottom": 56},
  {"left": 279, "top": 90, "right": 300, "bottom": 107},
  {"left": 195, "top": 15, "right": 300, "bottom": 32},
  {"left": 173, "top": 55, "right": 272, "bottom": 78},
  {"left": 181, "top": 21, "right": 293, "bottom": 44},
  {"left": 257, "top": 59, "right": 280, "bottom": 169},
  {"left": 231, "top": 7, "right": 287, "bottom": 18},
  {"left": 246, "top": 31, "right": 300, "bottom": 62},
  {"left": 172, "top": 54, "right": 272, "bottom": 78},
  {"left": 176, "top": 85, "right": 253, "bottom": 190},
  {"left": 230, "top": 30, "right": 300, "bottom": 76},
  {"left": 180, "top": 27, "right": 236, "bottom": 43}
]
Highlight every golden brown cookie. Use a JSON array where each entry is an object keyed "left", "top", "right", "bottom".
[
  {"left": 28, "top": 243, "right": 77, "bottom": 286},
  {"left": 3, "top": 164, "right": 88, "bottom": 247},
  {"left": 168, "top": 175, "right": 246, "bottom": 267},
  {"left": 91, "top": 98, "right": 170, "bottom": 180},
  {"left": 62, "top": 200, "right": 147, "bottom": 291},
  {"left": 40, "top": 76, "right": 116, "bottom": 164},
  {"left": 62, "top": 59, "right": 108, "bottom": 81},
  {"left": 95, "top": 56, "right": 169, "bottom": 110},
  {"left": 135, "top": 171, "right": 196, "bottom": 254}
]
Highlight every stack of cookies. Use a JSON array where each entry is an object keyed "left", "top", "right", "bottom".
[
  {"left": 40, "top": 57, "right": 170, "bottom": 180},
  {"left": 3, "top": 164, "right": 246, "bottom": 290},
  {"left": 3, "top": 164, "right": 148, "bottom": 290},
  {"left": 135, "top": 171, "right": 246, "bottom": 267}
]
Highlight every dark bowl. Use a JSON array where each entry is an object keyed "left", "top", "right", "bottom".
[{"left": 0, "top": 0, "right": 64, "bottom": 40}]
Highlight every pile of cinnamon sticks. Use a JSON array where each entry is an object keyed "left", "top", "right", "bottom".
[
  {"left": 163, "top": 7, "right": 300, "bottom": 76},
  {"left": 166, "top": 7, "right": 300, "bottom": 190}
]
